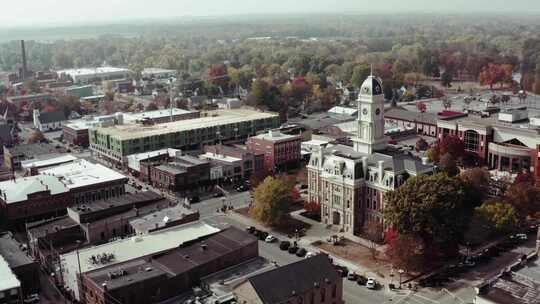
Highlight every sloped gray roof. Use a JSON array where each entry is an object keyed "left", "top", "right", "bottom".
[
  {"left": 248, "top": 255, "right": 339, "bottom": 304},
  {"left": 39, "top": 111, "right": 67, "bottom": 124}
]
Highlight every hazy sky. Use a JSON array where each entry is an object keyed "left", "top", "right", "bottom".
[{"left": 3, "top": 0, "right": 540, "bottom": 27}]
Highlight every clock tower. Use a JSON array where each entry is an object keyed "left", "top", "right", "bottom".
[{"left": 353, "top": 75, "right": 387, "bottom": 154}]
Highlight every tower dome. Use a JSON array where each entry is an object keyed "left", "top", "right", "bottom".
[{"left": 359, "top": 75, "right": 383, "bottom": 96}]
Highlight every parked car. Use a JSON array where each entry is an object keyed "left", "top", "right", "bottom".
[
  {"left": 213, "top": 192, "right": 224, "bottom": 198},
  {"left": 296, "top": 248, "right": 307, "bottom": 257},
  {"left": 347, "top": 272, "right": 358, "bottom": 281},
  {"left": 279, "top": 241, "right": 291, "bottom": 250},
  {"left": 366, "top": 278, "right": 376, "bottom": 289},
  {"left": 305, "top": 251, "right": 317, "bottom": 258},
  {"left": 246, "top": 226, "right": 255, "bottom": 234},
  {"left": 265, "top": 235, "right": 277, "bottom": 243},
  {"left": 189, "top": 196, "right": 200, "bottom": 204},
  {"left": 288, "top": 246, "right": 299, "bottom": 254},
  {"left": 258, "top": 231, "right": 269, "bottom": 241},
  {"left": 357, "top": 275, "right": 368, "bottom": 285}
]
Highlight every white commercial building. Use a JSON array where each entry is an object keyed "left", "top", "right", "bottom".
[
  {"left": 39, "top": 159, "right": 128, "bottom": 204},
  {"left": 141, "top": 68, "right": 177, "bottom": 79},
  {"left": 127, "top": 148, "right": 182, "bottom": 173},
  {"left": 21, "top": 154, "right": 78, "bottom": 171},
  {"left": 59, "top": 221, "right": 220, "bottom": 300},
  {"left": 58, "top": 67, "right": 131, "bottom": 84},
  {"left": 0, "top": 255, "right": 21, "bottom": 303}
]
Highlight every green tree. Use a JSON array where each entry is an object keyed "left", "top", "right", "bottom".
[
  {"left": 441, "top": 71, "right": 453, "bottom": 87},
  {"left": 250, "top": 176, "right": 294, "bottom": 226},
  {"left": 23, "top": 80, "right": 40, "bottom": 94},
  {"left": 384, "top": 173, "right": 471, "bottom": 246},
  {"left": 350, "top": 64, "right": 371, "bottom": 88},
  {"left": 475, "top": 201, "right": 519, "bottom": 232},
  {"left": 249, "top": 79, "right": 269, "bottom": 107}
]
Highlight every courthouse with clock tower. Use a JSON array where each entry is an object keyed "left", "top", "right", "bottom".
[{"left": 307, "top": 75, "right": 434, "bottom": 237}]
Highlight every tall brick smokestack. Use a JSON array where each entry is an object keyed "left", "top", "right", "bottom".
[{"left": 21, "top": 40, "right": 27, "bottom": 80}]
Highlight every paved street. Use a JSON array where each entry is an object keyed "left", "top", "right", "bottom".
[{"left": 205, "top": 213, "right": 407, "bottom": 304}]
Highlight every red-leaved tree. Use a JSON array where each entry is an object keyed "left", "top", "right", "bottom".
[{"left": 479, "top": 63, "right": 513, "bottom": 89}]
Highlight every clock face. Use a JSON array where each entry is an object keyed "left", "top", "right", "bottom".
[
  {"left": 375, "top": 108, "right": 381, "bottom": 115},
  {"left": 362, "top": 108, "right": 368, "bottom": 115},
  {"left": 374, "top": 83, "right": 382, "bottom": 95}
]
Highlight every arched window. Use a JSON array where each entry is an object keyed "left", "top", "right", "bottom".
[{"left": 464, "top": 130, "right": 479, "bottom": 152}]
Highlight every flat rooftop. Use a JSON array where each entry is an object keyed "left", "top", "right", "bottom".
[
  {"left": 85, "top": 227, "right": 255, "bottom": 291},
  {"left": 64, "top": 109, "right": 196, "bottom": 131},
  {"left": 94, "top": 109, "right": 278, "bottom": 140},
  {"left": 21, "top": 154, "right": 77, "bottom": 170},
  {"left": 142, "top": 68, "right": 177, "bottom": 75},
  {"left": 127, "top": 148, "right": 181, "bottom": 172},
  {"left": 0, "top": 232, "right": 34, "bottom": 268},
  {"left": 5, "top": 143, "right": 66, "bottom": 157},
  {"left": 57, "top": 67, "right": 130, "bottom": 76},
  {"left": 129, "top": 205, "right": 197, "bottom": 233},
  {"left": 69, "top": 191, "right": 163, "bottom": 216},
  {"left": 60, "top": 221, "right": 220, "bottom": 275},
  {"left": 0, "top": 255, "right": 20, "bottom": 292},
  {"left": 0, "top": 174, "right": 69, "bottom": 204},
  {"left": 200, "top": 152, "right": 242, "bottom": 163},
  {"left": 27, "top": 216, "right": 80, "bottom": 239},
  {"left": 39, "top": 159, "right": 127, "bottom": 189},
  {"left": 251, "top": 130, "right": 299, "bottom": 142},
  {"left": 61, "top": 221, "right": 221, "bottom": 300}
]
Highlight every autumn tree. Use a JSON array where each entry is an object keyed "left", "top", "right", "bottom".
[
  {"left": 207, "top": 64, "right": 229, "bottom": 90},
  {"left": 514, "top": 169, "right": 536, "bottom": 186},
  {"left": 384, "top": 173, "right": 471, "bottom": 257},
  {"left": 416, "top": 101, "right": 427, "bottom": 113},
  {"left": 28, "top": 130, "right": 45, "bottom": 144},
  {"left": 475, "top": 201, "right": 519, "bottom": 232},
  {"left": 385, "top": 232, "right": 427, "bottom": 272},
  {"left": 432, "top": 135, "right": 465, "bottom": 163},
  {"left": 504, "top": 182, "right": 540, "bottom": 218},
  {"left": 460, "top": 168, "right": 490, "bottom": 204},
  {"left": 303, "top": 200, "right": 321, "bottom": 217},
  {"left": 439, "top": 153, "right": 459, "bottom": 177},
  {"left": 250, "top": 176, "right": 295, "bottom": 226},
  {"left": 479, "top": 63, "right": 513, "bottom": 89}
]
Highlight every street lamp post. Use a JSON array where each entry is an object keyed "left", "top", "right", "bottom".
[{"left": 398, "top": 269, "right": 405, "bottom": 289}]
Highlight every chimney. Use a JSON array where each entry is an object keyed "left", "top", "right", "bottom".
[
  {"left": 377, "top": 160, "right": 384, "bottom": 182},
  {"left": 361, "top": 156, "right": 368, "bottom": 178},
  {"left": 21, "top": 40, "right": 27, "bottom": 80}
]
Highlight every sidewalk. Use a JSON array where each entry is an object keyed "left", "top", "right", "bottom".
[{"left": 228, "top": 210, "right": 389, "bottom": 283}]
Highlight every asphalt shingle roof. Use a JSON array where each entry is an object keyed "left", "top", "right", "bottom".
[{"left": 248, "top": 255, "right": 339, "bottom": 304}]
